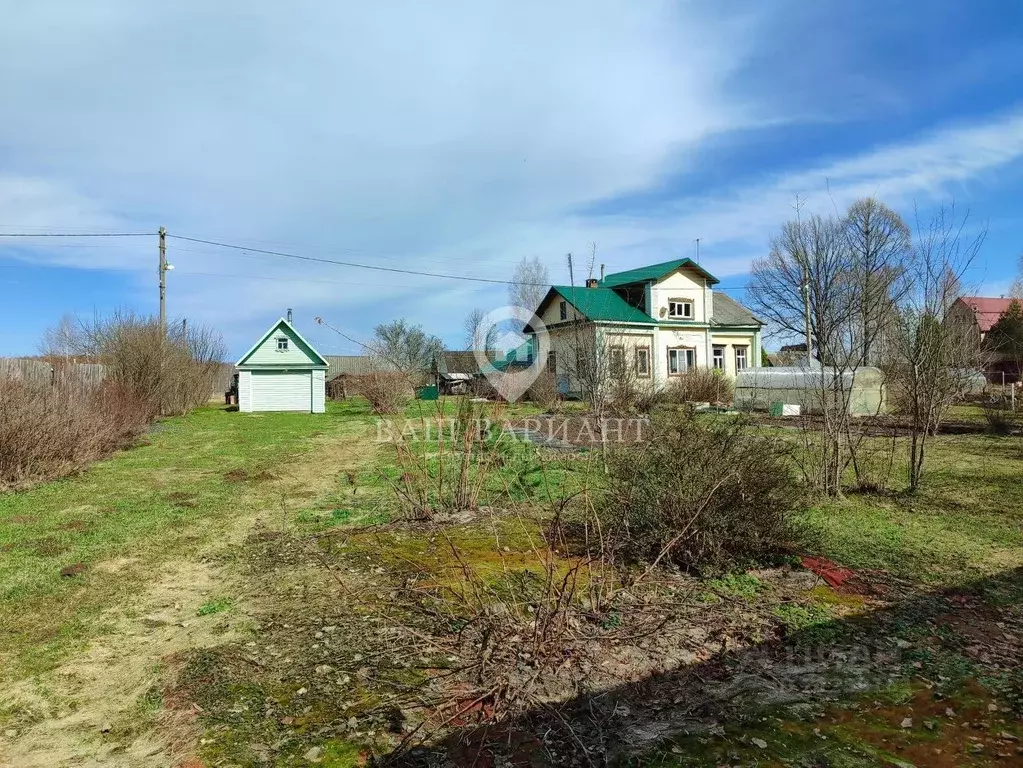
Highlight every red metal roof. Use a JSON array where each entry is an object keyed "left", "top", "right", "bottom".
[{"left": 959, "top": 296, "right": 1017, "bottom": 333}]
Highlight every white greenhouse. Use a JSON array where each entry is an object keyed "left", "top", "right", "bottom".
[{"left": 734, "top": 366, "right": 887, "bottom": 416}]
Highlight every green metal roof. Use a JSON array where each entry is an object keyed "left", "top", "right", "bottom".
[
  {"left": 551, "top": 286, "right": 655, "bottom": 324},
  {"left": 600, "top": 258, "right": 719, "bottom": 287}
]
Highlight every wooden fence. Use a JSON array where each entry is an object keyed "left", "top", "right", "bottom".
[
  {"left": 1, "top": 358, "right": 236, "bottom": 400},
  {"left": 0, "top": 358, "right": 107, "bottom": 390}
]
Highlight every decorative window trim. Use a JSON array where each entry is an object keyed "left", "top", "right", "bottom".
[
  {"left": 668, "top": 298, "right": 695, "bottom": 319},
  {"left": 276, "top": 337, "right": 290, "bottom": 352},
  {"left": 635, "top": 346, "right": 651, "bottom": 378},
  {"left": 667, "top": 347, "right": 696, "bottom": 376}
]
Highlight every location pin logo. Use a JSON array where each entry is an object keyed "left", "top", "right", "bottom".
[{"left": 472, "top": 306, "right": 550, "bottom": 402}]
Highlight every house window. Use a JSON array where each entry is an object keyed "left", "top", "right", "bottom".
[
  {"left": 668, "top": 299, "right": 694, "bottom": 319},
  {"left": 609, "top": 346, "right": 625, "bottom": 377},
  {"left": 712, "top": 345, "right": 725, "bottom": 371},
  {"left": 276, "top": 337, "right": 289, "bottom": 352},
  {"left": 667, "top": 347, "right": 696, "bottom": 375},
  {"left": 546, "top": 350, "right": 557, "bottom": 374},
  {"left": 559, "top": 300, "right": 568, "bottom": 321},
  {"left": 735, "top": 346, "right": 748, "bottom": 371},
  {"left": 635, "top": 347, "right": 651, "bottom": 378}
]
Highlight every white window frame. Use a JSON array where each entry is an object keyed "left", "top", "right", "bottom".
[
  {"left": 668, "top": 298, "right": 694, "bottom": 320},
  {"left": 712, "top": 345, "right": 725, "bottom": 371},
  {"left": 667, "top": 347, "right": 696, "bottom": 375},
  {"left": 276, "top": 337, "right": 289, "bottom": 352},
  {"left": 635, "top": 346, "right": 651, "bottom": 378},
  {"left": 735, "top": 345, "right": 748, "bottom": 371}
]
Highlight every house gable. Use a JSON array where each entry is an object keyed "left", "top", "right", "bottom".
[
  {"left": 236, "top": 318, "right": 328, "bottom": 369},
  {"left": 600, "top": 258, "right": 719, "bottom": 288}
]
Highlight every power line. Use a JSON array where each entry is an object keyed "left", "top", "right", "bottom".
[
  {"left": 0, "top": 228, "right": 752, "bottom": 291},
  {"left": 167, "top": 233, "right": 545, "bottom": 286},
  {"left": 0, "top": 232, "right": 151, "bottom": 237}
]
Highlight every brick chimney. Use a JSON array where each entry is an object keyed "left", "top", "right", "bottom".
[{"left": 585, "top": 278, "right": 599, "bottom": 288}]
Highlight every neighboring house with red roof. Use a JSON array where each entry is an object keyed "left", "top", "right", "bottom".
[
  {"left": 949, "top": 296, "right": 1023, "bottom": 381},
  {"left": 951, "top": 296, "right": 1018, "bottom": 340}
]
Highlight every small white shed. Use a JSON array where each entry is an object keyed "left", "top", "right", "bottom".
[{"left": 235, "top": 318, "right": 327, "bottom": 413}]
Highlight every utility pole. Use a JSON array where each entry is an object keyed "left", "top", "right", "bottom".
[
  {"left": 158, "top": 226, "right": 167, "bottom": 334},
  {"left": 801, "top": 266, "right": 813, "bottom": 364}
]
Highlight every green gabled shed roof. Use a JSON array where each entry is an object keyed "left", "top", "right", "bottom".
[
  {"left": 600, "top": 258, "right": 719, "bottom": 287},
  {"left": 549, "top": 286, "right": 654, "bottom": 324}
]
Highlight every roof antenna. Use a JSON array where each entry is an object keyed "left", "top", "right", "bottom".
[{"left": 694, "top": 238, "right": 701, "bottom": 265}]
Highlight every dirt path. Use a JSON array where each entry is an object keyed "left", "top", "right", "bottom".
[{"left": 0, "top": 428, "right": 379, "bottom": 767}]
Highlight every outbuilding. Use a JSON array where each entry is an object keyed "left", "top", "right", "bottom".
[{"left": 235, "top": 317, "right": 327, "bottom": 413}]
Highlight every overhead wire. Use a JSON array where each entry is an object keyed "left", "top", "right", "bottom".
[
  {"left": 0, "top": 228, "right": 751, "bottom": 291},
  {"left": 166, "top": 233, "right": 546, "bottom": 286}
]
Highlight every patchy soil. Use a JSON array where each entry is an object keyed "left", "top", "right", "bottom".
[
  {"left": 162, "top": 513, "right": 1023, "bottom": 766},
  {"left": 0, "top": 557, "right": 239, "bottom": 768},
  {"left": 755, "top": 413, "right": 992, "bottom": 437},
  {"left": 0, "top": 419, "right": 382, "bottom": 767}
]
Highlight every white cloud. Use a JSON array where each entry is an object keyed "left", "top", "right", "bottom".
[
  {"left": 0, "top": 1, "right": 769, "bottom": 350},
  {"left": 1, "top": 2, "right": 1022, "bottom": 354}
]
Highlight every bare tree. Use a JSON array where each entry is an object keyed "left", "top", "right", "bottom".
[
  {"left": 889, "top": 203, "right": 987, "bottom": 491},
  {"left": 39, "top": 313, "right": 79, "bottom": 362},
  {"left": 373, "top": 318, "right": 444, "bottom": 376},
  {"left": 1011, "top": 252, "right": 1023, "bottom": 299},
  {"left": 509, "top": 256, "right": 550, "bottom": 313},
  {"left": 750, "top": 212, "right": 859, "bottom": 364},
  {"left": 750, "top": 201, "right": 911, "bottom": 496},
  {"left": 844, "top": 198, "right": 912, "bottom": 365},
  {"left": 463, "top": 308, "right": 498, "bottom": 351}
]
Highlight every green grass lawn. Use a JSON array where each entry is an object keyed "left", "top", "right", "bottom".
[
  {"left": 2, "top": 395, "right": 1020, "bottom": 766},
  {"left": 0, "top": 397, "right": 548, "bottom": 680},
  {"left": 0, "top": 400, "right": 381, "bottom": 678},
  {"left": 806, "top": 431, "right": 1023, "bottom": 585}
]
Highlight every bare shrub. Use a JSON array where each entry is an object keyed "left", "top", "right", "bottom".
[
  {"left": 384, "top": 398, "right": 501, "bottom": 518},
  {"left": 350, "top": 370, "right": 412, "bottom": 414},
  {"left": 634, "top": 384, "right": 666, "bottom": 413},
  {"left": 981, "top": 397, "right": 1020, "bottom": 435},
  {"left": 664, "top": 369, "right": 734, "bottom": 405},
  {"left": 601, "top": 408, "right": 803, "bottom": 570},
  {"left": 0, "top": 379, "right": 149, "bottom": 489},
  {"left": 525, "top": 367, "right": 559, "bottom": 412},
  {"left": 45, "top": 311, "right": 227, "bottom": 417}
]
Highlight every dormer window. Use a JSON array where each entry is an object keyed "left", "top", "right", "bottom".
[
  {"left": 668, "top": 299, "right": 694, "bottom": 319},
  {"left": 276, "top": 337, "right": 289, "bottom": 352}
]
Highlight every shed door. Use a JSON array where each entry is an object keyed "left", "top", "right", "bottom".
[{"left": 250, "top": 371, "right": 312, "bottom": 412}]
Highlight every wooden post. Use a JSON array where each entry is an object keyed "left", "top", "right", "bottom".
[{"left": 158, "top": 226, "right": 167, "bottom": 334}]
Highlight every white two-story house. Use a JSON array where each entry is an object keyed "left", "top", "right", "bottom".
[{"left": 527, "top": 258, "right": 763, "bottom": 391}]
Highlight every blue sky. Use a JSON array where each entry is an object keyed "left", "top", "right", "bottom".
[{"left": 1, "top": 1, "right": 1021, "bottom": 357}]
